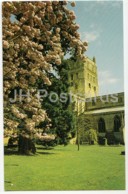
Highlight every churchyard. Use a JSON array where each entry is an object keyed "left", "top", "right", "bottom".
[{"left": 4, "top": 143, "right": 125, "bottom": 191}]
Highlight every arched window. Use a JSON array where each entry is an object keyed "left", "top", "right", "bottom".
[
  {"left": 92, "top": 99, "right": 96, "bottom": 106},
  {"left": 94, "top": 86, "right": 96, "bottom": 91},
  {"left": 98, "top": 118, "right": 106, "bottom": 133},
  {"left": 114, "top": 115, "right": 121, "bottom": 132},
  {"left": 118, "top": 97, "right": 122, "bottom": 103}
]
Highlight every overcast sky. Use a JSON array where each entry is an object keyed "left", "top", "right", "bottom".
[{"left": 68, "top": 0, "right": 124, "bottom": 95}]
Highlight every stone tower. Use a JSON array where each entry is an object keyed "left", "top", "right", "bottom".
[{"left": 68, "top": 56, "right": 99, "bottom": 113}]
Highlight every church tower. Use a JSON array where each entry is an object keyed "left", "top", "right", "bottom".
[
  {"left": 68, "top": 56, "right": 99, "bottom": 113},
  {"left": 85, "top": 56, "right": 99, "bottom": 97}
]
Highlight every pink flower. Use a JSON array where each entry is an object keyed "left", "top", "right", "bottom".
[
  {"left": 38, "top": 45, "right": 43, "bottom": 50},
  {"left": 47, "top": 6, "right": 53, "bottom": 12},
  {"left": 83, "top": 41, "right": 88, "bottom": 46},
  {"left": 3, "top": 41, "right": 9, "bottom": 49},
  {"left": 56, "top": 28, "right": 60, "bottom": 34},
  {"left": 71, "top": 2, "right": 76, "bottom": 7},
  {"left": 55, "top": 58, "right": 61, "bottom": 65}
]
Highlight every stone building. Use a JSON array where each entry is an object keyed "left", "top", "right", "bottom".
[
  {"left": 68, "top": 57, "right": 99, "bottom": 114},
  {"left": 68, "top": 57, "right": 99, "bottom": 98},
  {"left": 83, "top": 92, "right": 124, "bottom": 144},
  {"left": 68, "top": 57, "right": 125, "bottom": 144}
]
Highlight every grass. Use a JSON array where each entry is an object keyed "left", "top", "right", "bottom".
[{"left": 4, "top": 144, "right": 125, "bottom": 191}]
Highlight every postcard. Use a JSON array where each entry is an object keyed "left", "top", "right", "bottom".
[{"left": 1, "top": 0, "right": 127, "bottom": 192}]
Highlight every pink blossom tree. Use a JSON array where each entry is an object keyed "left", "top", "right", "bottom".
[{"left": 3, "top": 1, "right": 87, "bottom": 154}]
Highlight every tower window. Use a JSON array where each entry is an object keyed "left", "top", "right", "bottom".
[
  {"left": 89, "top": 83, "right": 91, "bottom": 88},
  {"left": 92, "top": 99, "right": 96, "bottom": 106},
  {"left": 114, "top": 115, "right": 121, "bottom": 132},
  {"left": 94, "top": 86, "right": 96, "bottom": 91},
  {"left": 119, "top": 97, "right": 123, "bottom": 103},
  {"left": 98, "top": 118, "right": 106, "bottom": 133}
]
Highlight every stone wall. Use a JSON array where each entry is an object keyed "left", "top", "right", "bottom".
[{"left": 77, "top": 92, "right": 125, "bottom": 144}]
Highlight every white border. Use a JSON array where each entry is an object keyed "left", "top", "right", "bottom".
[
  {"left": 0, "top": 0, "right": 4, "bottom": 192},
  {"left": 0, "top": 0, "right": 128, "bottom": 194},
  {"left": 123, "top": 0, "right": 128, "bottom": 191}
]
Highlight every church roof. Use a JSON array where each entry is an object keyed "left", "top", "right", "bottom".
[{"left": 84, "top": 106, "right": 124, "bottom": 115}]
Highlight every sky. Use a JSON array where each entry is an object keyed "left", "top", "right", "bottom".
[
  {"left": 68, "top": 0, "right": 124, "bottom": 95},
  {"left": 8, "top": 0, "right": 124, "bottom": 96}
]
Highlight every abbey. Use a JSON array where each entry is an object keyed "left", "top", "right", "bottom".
[
  {"left": 68, "top": 56, "right": 99, "bottom": 98},
  {"left": 68, "top": 57, "right": 124, "bottom": 144}
]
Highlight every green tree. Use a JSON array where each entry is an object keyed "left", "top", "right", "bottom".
[
  {"left": 41, "top": 60, "right": 76, "bottom": 146},
  {"left": 77, "top": 114, "right": 97, "bottom": 144}
]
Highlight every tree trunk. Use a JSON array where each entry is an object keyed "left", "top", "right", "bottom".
[{"left": 18, "top": 135, "right": 36, "bottom": 155}]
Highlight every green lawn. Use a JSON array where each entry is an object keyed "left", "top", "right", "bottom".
[{"left": 4, "top": 144, "right": 125, "bottom": 191}]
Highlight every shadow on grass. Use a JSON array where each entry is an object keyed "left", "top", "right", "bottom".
[
  {"left": 4, "top": 146, "right": 34, "bottom": 156},
  {"left": 4, "top": 146, "right": 19, "bottom": 155},
  {"left": 4, "top": 146, "right": 56, "bottom": 156},
  {"left": 36, "top": 146, "right": 54, "bottom": 150},
  {"left": 5, "top": 164, "right": 19, "bottom": 166},
  {"left": 36, "top": 151, "right": 56, "bottom": 155},
  {"left": 5, "top": 181, "right": 12, "bottom": 183}
]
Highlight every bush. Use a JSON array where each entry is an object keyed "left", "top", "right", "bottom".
[
  {"left": 36, "top": 138, "right": 58, "bottom": 148},
  {"left": 80, "top": 128, "right": 98, "bottom": 145}
]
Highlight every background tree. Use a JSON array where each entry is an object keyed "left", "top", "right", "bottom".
[
  {"left": 3, "top": 1, "right": 87, "bottom": 154},
  {"left": 77, "top": 114, "right": 98, "bottom": 144},
  {"left": 41, "top": 60, "right": 76, "bottom": 146}
]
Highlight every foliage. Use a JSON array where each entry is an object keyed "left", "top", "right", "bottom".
[
  {"left": 41, "top": 60, "right": 76, "bottom": 146},
  {"left": 77, "top": 115, "right": 98, "bottom": 144},
  {"left": 77, "top": 115, "right": 91, "bottom": 142},
  {"left": 83, "top": 128, "right": 98, "bottom": 144},
  {"left": 36, "top": 138, "right": 58, "bottom": 148},
  {"left": 3, "top": 1, "right": 87, "bottom": 136}
]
